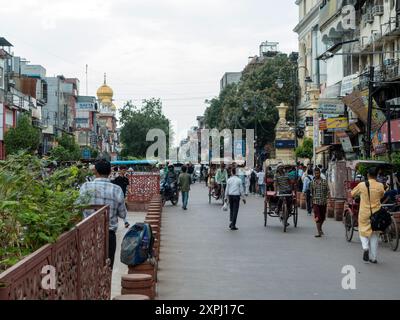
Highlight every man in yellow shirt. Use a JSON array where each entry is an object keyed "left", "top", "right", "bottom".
[{"left": 351, "top": 168, "right": 385, "bottom": 263}]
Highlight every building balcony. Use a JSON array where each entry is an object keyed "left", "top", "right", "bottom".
[{"left": 359, "top": 59, "right": 400, "bottom": 90}]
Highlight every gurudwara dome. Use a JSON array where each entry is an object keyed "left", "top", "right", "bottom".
[{"left": 97, "top": 73, "right": 113, "bottom": 105}]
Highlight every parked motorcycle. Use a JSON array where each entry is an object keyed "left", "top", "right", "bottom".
[{"left": 160, "top": 180, "right": 179, "bottom": 206}]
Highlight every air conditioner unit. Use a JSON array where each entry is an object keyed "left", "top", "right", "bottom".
[
  {"left": 372, "top": 31, "right": 382, "bottom": 39},
  {"left": 384, "top": 58, "right": 395, "bottom": 66},
  {"left": 372, "top": 5, "right": 384, "bottom": 16},
  {"left": 365, "top": 13, "right": 374, "bottom": 23}
]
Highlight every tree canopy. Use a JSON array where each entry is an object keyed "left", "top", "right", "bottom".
[
  {"left": 4, "top": 114, "right": 41, "bottom": 156},
  {"left": 49, "top": 133, "right": 81, "bottom": 162},
  {"left": 204, "top": 53, "right": 299, "bottom": 149},
  {"left": 119, "top": 98, "right": 171, "bottom": 158},
  {"left": 295, "top": 138, "right": 313, "bottom": 160}
]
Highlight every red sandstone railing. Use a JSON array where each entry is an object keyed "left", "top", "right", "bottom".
[
  {"left": 0, "top": 206, "right": 111, "bottom": 300},
  {"left": 127, "top": 173, "right": 160, "bottom": 203}
]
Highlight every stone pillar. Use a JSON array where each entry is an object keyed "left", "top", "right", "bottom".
[
  {"left": 304, "top": 85, "right": 320, "bottom": 139},
  {"left": 275, "top": 103, "right": 295, "bottom": 163}
]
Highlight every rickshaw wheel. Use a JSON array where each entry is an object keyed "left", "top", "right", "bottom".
[
  {"left": 264, "top": 200, "right": 268, "bottom": 227},
  {"left": 387, "top": 217, "right": 399, "bottom": 252},
  {"left": 344, "top": 210, "right": 354, "bottom": 242},
  {"left": 293, "top": 205, "right": 298, "bottom": 228},
  {"left": 282, "top": 200, "right": 288, "bottom": 233}
]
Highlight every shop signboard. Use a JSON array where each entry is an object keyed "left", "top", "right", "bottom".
[
  {"left": 381, "top": 119, "right": 400, "bottom": 143},
  {"left": 319, "top": 119, "right": 327, "bottom": 131},
  {"left": 77, "top": 102, "right": 95, "bottom": 110},
  {"left": 275, "top": 140, "right": 295, "bottom": 149},
  {"left": 340, "top": 74, "right": 360, "bottom": 96},
  {"left": 305, "top": 117, "right": 314, "bottom": 127},
  {"left": 317, "top": 100, "right": 345, "bottom": 114},
  {"left": 326, "top": 117, "right": 348, "bottom": 132},
  {"left": 314, "top": 113, "right": 320, "bottom": 148},
  {"left": 336, "top": 131, "right": 353, "bottom": 153}
]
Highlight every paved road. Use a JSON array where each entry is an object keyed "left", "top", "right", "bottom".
[{"left": 157, "top": 183, "right": 400, "bottom": 300}]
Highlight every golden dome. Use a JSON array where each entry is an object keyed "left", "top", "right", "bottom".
[
  {"left": 97, "top": 73, "right": 113, "bottom": 102},
  {"left": 111, "top": 103, "right": 117, "bottom": 111}
]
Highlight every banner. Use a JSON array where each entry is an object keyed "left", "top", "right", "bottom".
[
  {"left": 326, "top": 117, "right": 348, "bottom": 132},
  {"left": 342, "top": 89, "right": 386, "bottom": 132}
]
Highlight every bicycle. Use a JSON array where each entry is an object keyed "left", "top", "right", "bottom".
[{"left": 264, "top": 191, "right": 298, "bottom": 233}]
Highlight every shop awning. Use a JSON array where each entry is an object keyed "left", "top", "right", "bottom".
[{"left": 316, "top": 145, "right": 332, "bottom": 154}]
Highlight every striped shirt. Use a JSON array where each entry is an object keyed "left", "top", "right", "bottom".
[
  {"left": 311, "top": 178, "right": 330, "bottom": 205},
  {"left": 79, "top": 178, "right": 128, "bottom": 232},
  {"left": 274, "top": 172, "right": 292, "bottom": 194}
]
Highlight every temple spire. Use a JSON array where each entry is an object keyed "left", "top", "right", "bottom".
[{"left": 104, "top": 73, "right": 107, "bottom": 85}]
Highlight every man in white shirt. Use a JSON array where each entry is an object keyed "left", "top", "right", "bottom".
[
  {"left": 257, "top": 169, "right": 266, "bottom": 197},
  {"left": 225, "top": 167, "right": 245, "bottom": 230}
]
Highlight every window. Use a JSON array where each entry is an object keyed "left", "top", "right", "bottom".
[{"left": 0, "top": 66, "right": 3, "bottom": 89}]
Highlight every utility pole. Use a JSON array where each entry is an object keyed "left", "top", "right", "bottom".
[
  {"left": 85, "top": 64, "right": 88, "bottom": 96},
  {"left": 366, "top": 66, "right": 374, "bottom": 158}
]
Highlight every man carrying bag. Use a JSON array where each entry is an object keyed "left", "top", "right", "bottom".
[{"left": 351, "top": 168, "right": 385, "bottom": 263}]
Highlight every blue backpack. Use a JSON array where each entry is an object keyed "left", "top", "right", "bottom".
[{"left": 120, "top": 223, "right": 154, "bottom": 266}]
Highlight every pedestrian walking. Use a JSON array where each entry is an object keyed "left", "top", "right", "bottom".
[
  {"left": 257, "top": 168, "right": 266, "bottom": 197},
  {"left": 225, "top": 167, "right": 245, "bottom": 230},
  {"left": 249, "top": 168, "right": 257, "bottom": 195},
  {"left": 310, "top": 167, "right": 329, "bottom": 237},
  {"left": 302, "top": 169, "right": 314, "bottom": 216},
  {"left": 351, "top": 167, "right": 385, "bottom": 263},
  {"left": 187, "top": 162, "right": 195, "bottom": 184},
  {"left": 111, "top": 168, "right": 131, "bottom": 228},
  {"left": 79, "top": 159, "right": 128, "bottom": 269},
  {"left": 178, "top": 165, "right": 191, "bottom": 210}
]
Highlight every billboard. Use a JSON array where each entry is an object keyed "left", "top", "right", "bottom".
[{"left": 326, "top": 117, "right": 348, "bottom": 132}]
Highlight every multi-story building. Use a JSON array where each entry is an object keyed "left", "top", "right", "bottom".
[
  {"left": 294, "top": 0, "right": 400, "bottom": 165},
  {"left": 294, "top": 0, "right": 329, "bottom": 162},
  {"left": 42, "top": 75, "right": 78, "bottom": 153},
  {"left": 0, "top": 38, "right": 14, "bottom": 160},
  {"left": 75, "top": 96, "right": 98, "bottom": 152},
  {"left": 0, "top": 38, "right": 47, "bottom": 159}
]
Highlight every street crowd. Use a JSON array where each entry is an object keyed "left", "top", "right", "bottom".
[{"left": 74, "top": 158, "right": 400, "bottom": 269}]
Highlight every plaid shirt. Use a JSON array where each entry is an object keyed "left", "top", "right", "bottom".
[
  {"left": 79, "top": 178, "right": 128, "bottom": 232},
  {"left": 311, "top": 178, "right": 330, "bottom": 205}
]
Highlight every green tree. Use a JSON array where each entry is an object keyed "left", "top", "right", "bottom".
[
  {"left": 295, "top": 138, "right": 313, "bottom": 160},
  {"left": 119, "top": 98, "right": 171, "bottom": 158},
  {"left": 204, "top": 53, "right": 299, "bottom": 148},
  {"left": 4, "top": 114, "right": 40, "bottom": 156},
  {"left": 50, "top": 133, "right": 81, "bottom": 162}
]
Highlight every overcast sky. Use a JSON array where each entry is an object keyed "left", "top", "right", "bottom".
[{"left": 1, "top": 0, "right": 298, "bottom": 143}]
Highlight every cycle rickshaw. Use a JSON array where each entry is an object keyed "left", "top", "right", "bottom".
[
  {"left": 264, "top": 164, "right": 299, "bottom": 232},
  {"left": 343, "top": 160, "right": 399, "bottom": 251},
  {"left": 208, "top": 160, "right": 226, "bottom": 205}
]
